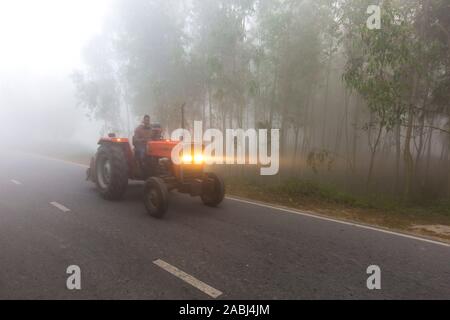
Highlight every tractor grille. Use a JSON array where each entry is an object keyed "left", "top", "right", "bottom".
[{"left": 182, "top": 166, "right": 203, "bottom": 181}]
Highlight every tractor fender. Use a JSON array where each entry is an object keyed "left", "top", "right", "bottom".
[{"left": 97, "top": 137, "right": 134, "bottom": 174}]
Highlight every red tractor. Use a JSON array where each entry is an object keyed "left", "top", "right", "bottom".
[{"left": 86, "top": 125, "right": 225, "bottom": 218}]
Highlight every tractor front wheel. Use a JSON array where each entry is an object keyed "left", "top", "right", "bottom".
[
  {"left": 201, "top": 173, "right": 225, "bottom": 207},
  {"left": 144, "top": 177, "right": 169, "bottom": 218}
]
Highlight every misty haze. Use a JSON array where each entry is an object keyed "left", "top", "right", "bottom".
[{"left": 0, "top": 0, "right": 449, "bottom": 302}]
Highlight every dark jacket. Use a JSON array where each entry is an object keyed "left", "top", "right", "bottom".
[{"left": 133, "top": 124, "right": 153, "bottom": 148}]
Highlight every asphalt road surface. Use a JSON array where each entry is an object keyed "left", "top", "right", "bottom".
[{"left": 0, "top": 152, "right": 449, "bottom": 300}]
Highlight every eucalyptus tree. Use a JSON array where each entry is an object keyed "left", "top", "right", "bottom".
[
  {"left": 111, "top": 0, "right": 190, "bottom": 130},
  {"left": 189, "top": 0, "right": 255, "bottom": 130},
  {"left": 255, "top": 0, "right": 335, "bottom": 170},
  {"left": 72, "top": 33, "right": 122, "bottom": 134},
  {"left": 340, "top": 0, "right": 416, "bottom": 189}
]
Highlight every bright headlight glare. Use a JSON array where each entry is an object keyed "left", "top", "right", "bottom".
[
  {"left": 194, "top": 154, "right": 204, "bottom": 163},
  {"left": 182, "top": 154, "right": 193, "bottom": 163}
]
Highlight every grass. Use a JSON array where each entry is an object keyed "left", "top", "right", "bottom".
[{"left": 225, "top": 176, "right": 450, "bottom": 242}]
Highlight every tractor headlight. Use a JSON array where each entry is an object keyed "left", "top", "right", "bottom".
[
  {"left": 181, "top": 153, "right": 204, "bottom": 164},
  {"left": 194, "top": 154, "right": 204, "bottom": 164},
  {"left": 182, "top": 154, "right": 193, "bottom": 164}
]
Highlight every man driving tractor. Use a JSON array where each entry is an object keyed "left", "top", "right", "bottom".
[{"left": 133, "top": 115, "right": 153, "bottom": 167}]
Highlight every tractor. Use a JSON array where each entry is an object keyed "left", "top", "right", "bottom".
[{"left": 86, "top": 125, "right": 225, "bottom": 218}]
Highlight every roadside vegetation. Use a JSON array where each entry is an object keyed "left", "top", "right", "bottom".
[{"left": 225, "top": 176, "right": 450, "bottom": 241}]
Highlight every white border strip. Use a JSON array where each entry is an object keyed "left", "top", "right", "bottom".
[
  {"left": 18, "top": 152, "right": 89, "bottom": 169},
  {"left": 11, "top": 179, "right": 22, "bottom": 185},
  {"left": 154, "top": 259, "right": 223, "bottom": 298},
  {"left": 227, "top": 197, "right": 450, "bottom": 248}
]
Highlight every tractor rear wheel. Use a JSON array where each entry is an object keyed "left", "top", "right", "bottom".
[
  {"left": 95, "top": 145, "right": 129, "bottom": 200},
  {"left": 201, "top": 173, "right": 225, "bottom": 207},
  {"left": 144, "top": 177, "right": 169, "bottom": 218}
]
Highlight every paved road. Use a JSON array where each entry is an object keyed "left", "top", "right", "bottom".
[{"left": 0, "top": 152, "right": 449, "bottom": 299}]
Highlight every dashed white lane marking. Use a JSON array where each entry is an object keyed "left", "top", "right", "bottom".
[
  {"left": 10, "top": 179, "right": 22, "bottom": 185},
  {"left": 50, "top": 202, "right": 71, "bottom": 213},
  {"left": 226, "top": 197, "right": 450, "bottom": 248},
  {"left": 153, "top": 259, "right": 223, "bottom": 299}
]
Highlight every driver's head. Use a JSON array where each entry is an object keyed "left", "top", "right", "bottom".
[{"left": 143, "top": 115, "right": 151, "bottom": 128}]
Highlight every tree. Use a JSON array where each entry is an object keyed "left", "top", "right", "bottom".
[
  {"left": 72, "top": 34, "right": 122, "bottom": 134},
  {"left": 341, "top": 0, "right": 415, "bottom": 189}
]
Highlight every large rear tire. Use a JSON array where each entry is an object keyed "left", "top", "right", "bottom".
[
  {"left": 144, "top": 177, "right": 169, "bottom": 218},
  {"left": 201, "top": 173, "right": 225, "bottom": 207},
  {"left": 95, "top": 145, "right": 129, "bottom": 200}
]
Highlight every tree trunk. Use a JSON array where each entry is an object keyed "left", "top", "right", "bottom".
[
  {"left": 448, "top": 140, "right": 450, "bottom": 198},
  {"left": 351, "top": 95, "right": 360, "bottom": 174},
  {"left": 404, "top": 71, "right": 418, "bottom": 199},
  {"left": 367, "top": 123, "right": 383, "bottom": 189},
  {"left": 424, "top": 125, "right": 434, "bottom": 187},
  {"left": 321, "top": 48, "right": 333, "bottom": 150},
  {"left": 207, "top": 83, "right": 212, "bottom": 129},
  {"left": 395, "top": 122, "right": 401, "bottom": 193},
  {"left": 404, "top": 106, "right": 416, "bottom": 199},
  {"left": 414, "top": 112, "right": 425, "bottom": 183},
  {"left": 292, "top": 126, "right": 300, "bottom": 171}
]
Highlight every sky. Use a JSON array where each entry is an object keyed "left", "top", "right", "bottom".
[
  {"left": 0, "top": 0, "right": 112, "bottom": 74},
  {"left": 0, "top": 0, "right": 113, "bottom": 148}
]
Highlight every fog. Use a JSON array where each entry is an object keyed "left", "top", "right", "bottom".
[
  {"left": 0, "top": 0, "right": 449, "bottom": 201},
  {"left": 0, "top": 0, "right": 111, "bottom": 151}
]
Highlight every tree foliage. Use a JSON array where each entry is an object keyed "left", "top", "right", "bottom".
[{"left": 73, "top": 0, "right": 450, "bottom": 199}]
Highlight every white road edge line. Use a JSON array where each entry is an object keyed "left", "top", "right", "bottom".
[
  {"left": 11, "top": 179, "right": 22, "bottom": 185},
  {"left": 30, "top": 153, "right": 449, "bottom": 248},
  {"left": 226, "top": 197, "right": 450, "bottom": 248},
  {"left": 153, "top": 259, "right": 223, "bottom": 299},
  {"left": 50, "top": 202, "right": 71, "bottom": 213},
  {"left": 20, "top": 152, "right": 89, "bottom": 169}
]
